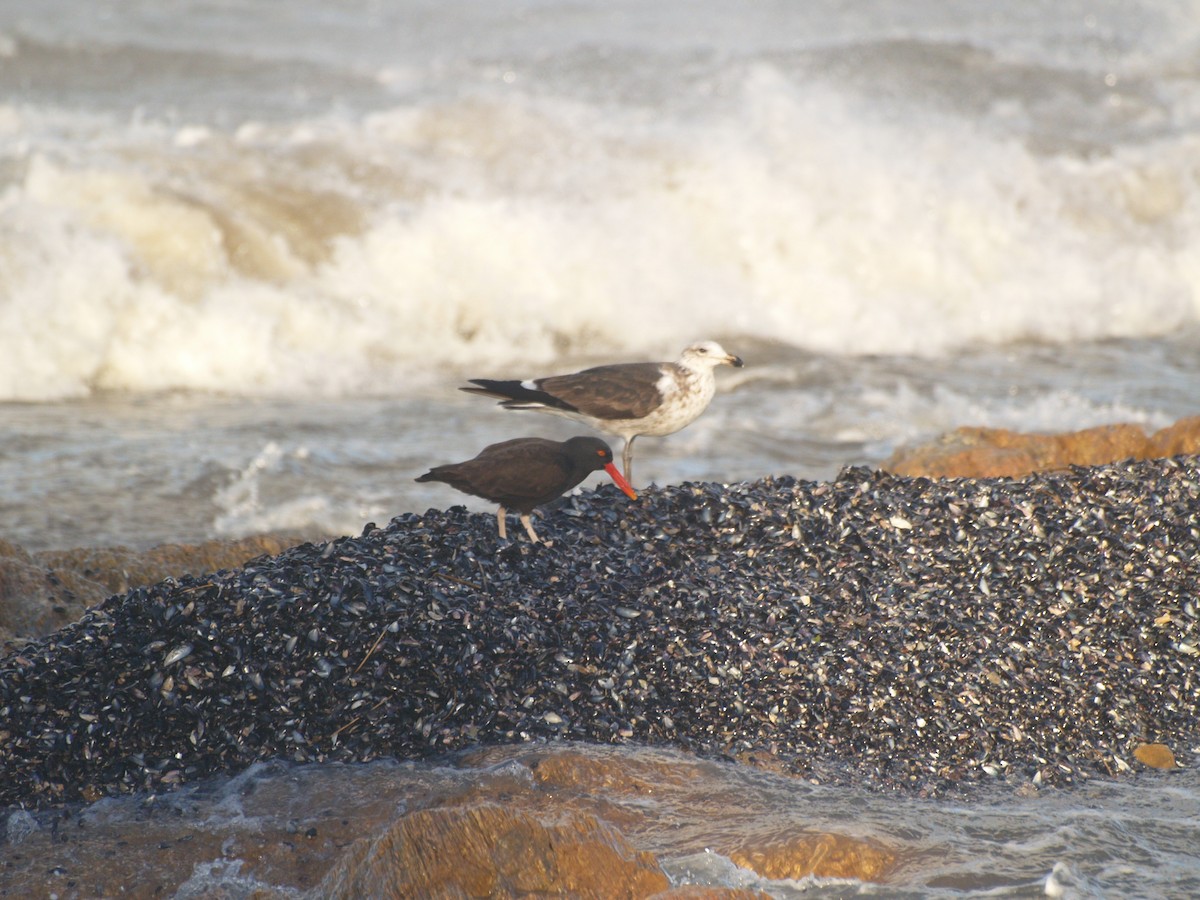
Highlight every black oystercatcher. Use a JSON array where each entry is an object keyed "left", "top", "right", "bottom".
[
  {"left": 460, "top": 340, "right": 744, "bottom": 484},
  {"left": 415, "top": 436, "right": 638, "bottom": 543}
]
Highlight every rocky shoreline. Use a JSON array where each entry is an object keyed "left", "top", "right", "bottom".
[{"left": 1, "top": 457, "right": 1197, "bottom": 810}]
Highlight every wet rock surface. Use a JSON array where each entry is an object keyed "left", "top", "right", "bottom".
[
  {"left": 1, "top": 458, "right": 1197, "bottom": 810},
  {"left": 884, "top": 416, "right": 1200, "bottom": 478},
  {"left": 0, "top": 745, "right": 898, "bottom": 896},
  {"left": 317, "top": 801, "right": 671, "bottom": 898},
  {"left": 726, "top": 833, "right": 895, "bottom": 883}
]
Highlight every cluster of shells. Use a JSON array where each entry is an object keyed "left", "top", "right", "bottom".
[{"left": 1, "top": 456, "right": 1197, "bottom": 809}]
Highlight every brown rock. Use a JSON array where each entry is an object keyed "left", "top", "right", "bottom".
[
  {"left": 881, "top": 418, "right": 1200, "bottom": 480},
  {"left": 0, "top": 540, "right": 82, "bottom": 641},
  {"left": 727, "top": 832, "right": 896, "bottom": 882},
  {"left": 527, "top": 748, "right": 693, "bottom": 795},
  {"left": 882, "top": 426, "right": 1035, "bottom": 479},
  {"left": 1047, "top": 423, "right": 1154, "bottom": 469},
  {"left": 1148, "top": 415, "right": 1200, "bottom": 457},
  {"left": 34, "top": 534, "right": 309, "bottom": 598},
  {"left": 317, "top": 802, "right": 671, "bottom": 899},
  {"left": 1133, "top": 743, "right": 1178, "bottom": 770},
  {"left": 0, "top": 534, "right": 313, "bottom": 645},
  {"left": 0, "top": 745, "right": 908, "bottom": 897},
  {"left": 651, "top": 889, "right": 772, "bottom": 899}
]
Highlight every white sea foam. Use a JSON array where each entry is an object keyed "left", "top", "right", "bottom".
[
  {"left": 173, "top": 859, "right": 302, "bottom": 900},
  {"left": 1044, "top": 860, "right": 1094, "bottom": 899},
  {"left": 3, "top": 809, "right": 40, "bottom": 844},
  {"left": 2, "top": 53, "right": 1199, "bottom": 400},
  {"left": 207, "top": 439, "right": 387, "bottom": 540}
]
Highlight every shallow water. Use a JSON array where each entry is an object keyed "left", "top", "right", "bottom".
[
  {"left": 2, "top": 744, "right": 1197, "bottom": 898},
  {"left": 2, "top": 335, "right": 1199, "bottom": 551}
]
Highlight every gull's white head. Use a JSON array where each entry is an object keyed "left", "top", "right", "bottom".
[{"left": 678, "top": 340, "right": 744, "bottom": 371}]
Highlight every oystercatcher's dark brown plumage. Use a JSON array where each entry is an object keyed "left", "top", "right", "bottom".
[
  {"left": 415, "top": 436, "right": 638, "bottom": 543},
  {"left": 460, "top": 340, "right": 743, "bottom": 484}
]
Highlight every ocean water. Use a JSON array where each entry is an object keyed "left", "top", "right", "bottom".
[{"left": 2, "top": 0, "right": 1199, "bottom": 894}]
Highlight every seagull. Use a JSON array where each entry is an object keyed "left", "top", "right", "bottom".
[
  {"left": 460, "top": 340, "right": 744, "bottom": 484},
  {"left": 415, "top": 436, "right": 638, "bottom": 543}
]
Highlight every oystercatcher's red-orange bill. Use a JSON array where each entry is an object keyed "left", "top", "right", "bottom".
[{"left": 603, "top": 463, "right": 638, "bottom": 500}]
